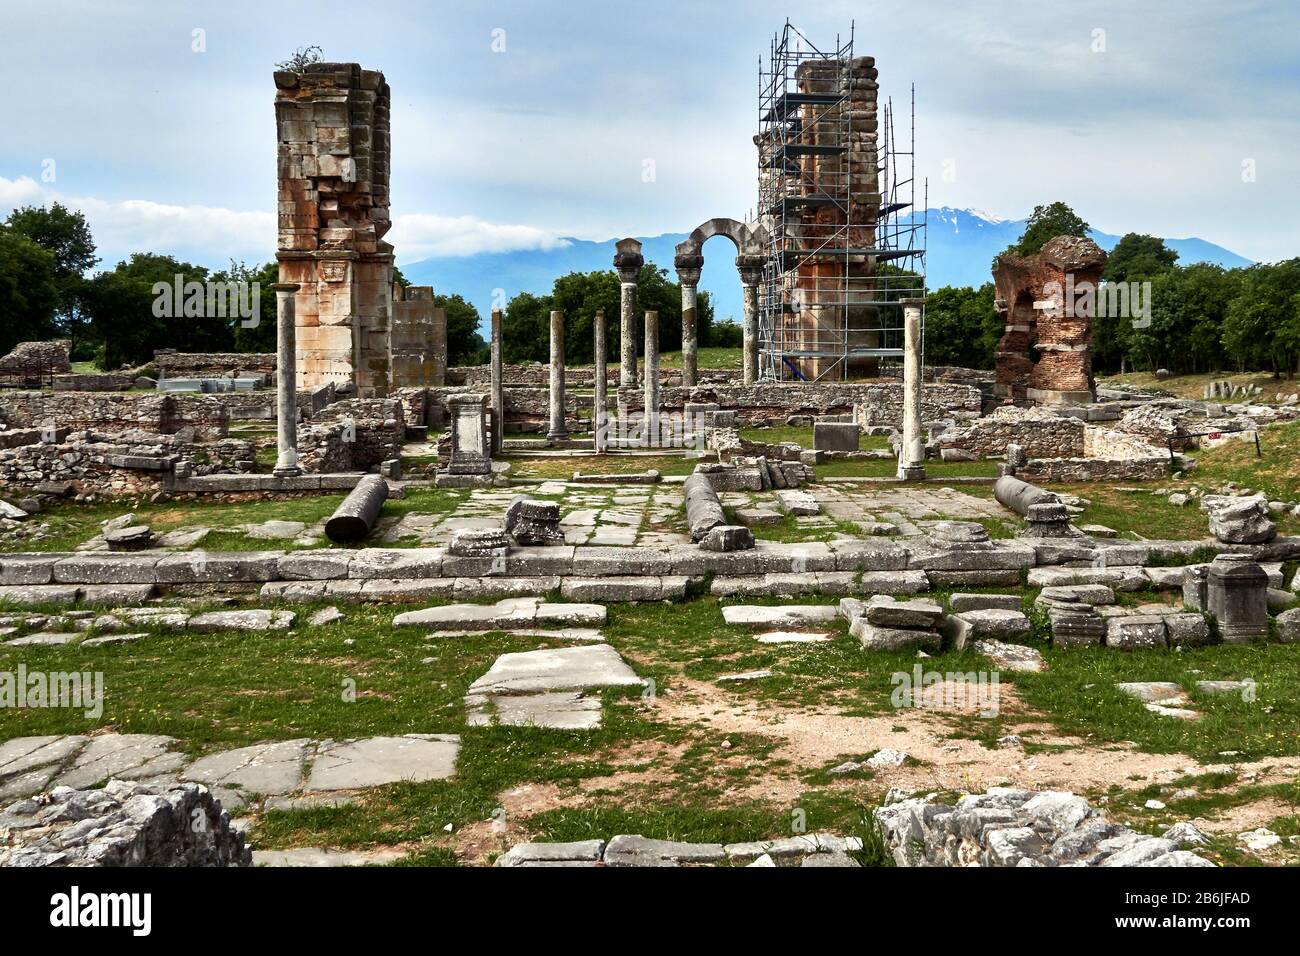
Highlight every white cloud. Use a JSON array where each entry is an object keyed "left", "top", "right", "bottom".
[
  {"left": 0, "top": 176, "right": 568, "bottom": 269},
  {"left": 387, "top": 213, "right": 569, "bottom": 259}
]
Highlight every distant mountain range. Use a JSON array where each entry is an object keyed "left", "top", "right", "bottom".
[{"left": 401, "top": 207, "right": 1253, "bottom": 332}]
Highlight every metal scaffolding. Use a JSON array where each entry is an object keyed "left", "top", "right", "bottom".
[{"left": 756, "top": 20, "right": 927, "bottom": 382}]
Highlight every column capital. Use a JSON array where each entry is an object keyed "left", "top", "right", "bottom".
[
  {"left": 270, "top": 282, "right": 301, "bottom": 294},
  {"left": 614, "top": 237, "right": 644, "bottom": 284},
  {"left": 674, "top": 252, "right": 703, "bottom": 288}
]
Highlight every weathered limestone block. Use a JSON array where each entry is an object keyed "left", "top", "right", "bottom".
[
  {"left": 1206, "top": 553, "right": 1269, "bottom": 643},
  {"left": 1204, "top": 495, "right": 1277, "bottom": 545},
  {"left": 504, "top": 495, "right": 563, "bottom": 546}
]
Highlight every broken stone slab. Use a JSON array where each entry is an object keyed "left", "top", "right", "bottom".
[
  {"left": 304, "top": 734, "right": 460, "bottom": 791},
  {"left": 80, "top": 632, "right": 151, "bottom": 647},
  {"left": 467, "top": 690, "right": 603, "bottom": 730},
  {"left": 776, "top": 489, "right": 820, "bottom": 516},
  {"left": 861, "top": 570, "right": 930, "bottom": 594},
  {"left": 1164, "top": 612, "right": 1213, "bottom": 647},
  {"left": 496, "top": 840, "right": 607, "bottom": 866},
  {"left": 1028, "top": 567, "right": 1147, "bottom": 591},
  {"left": 850, "top": 620, "right": 942, "bottom": 652},
  {"left": 242, "top": 520, "right": 309, "bottom": 540},
  {"left": 1036, "top": 583, "right": 1116, "bottom": 606},
  {"left": 1116, "top": 682, "right": 1186, "bottom": 704},
  {"left": 5, "top": 632, "right": 80, "bottom": 646},
  {"left": 948, "top": 593, "right": 1023, "bottom": 613},
  {"left": 307, "top": 606, "right": 343, "bottom": 627},
  {"left": 1196, "top": 679, "right": 1254, "bottom": 697},
  {"left": 721, "top": 605, "right": 839, "bottom": 628},
  {"left": 735, "top": 507, "right": 782, "bottom": 527},
  {"left": 504, "top": 495, "right": 564, "bottom": 546},
  {"left": 755, "top": 630, "right": 832, "bottom": 644},
  {"left": 973, "top": 639, "right": 1047, "bottom": 673},
  {"left": 52, "top": 554, "right": 162, "bottom": 585},
  {"left": 863, "top": 596, "right": 943, "bottom": 629},
  {"left": 1204, "top": 494, "right": 1277, "bottom": 545},
  {"left": 186, "top": 609, "right": 296, "bottom": 633},
  {"left": 699, "top": 525, "right": 755, "bottom": 552},
  {"left": 103, "top": 525, "right": 154, "bottom": 552},
  {"left": 183, "top": 739, "right": 312, "bottom": 796},
  {"left": 945, "top": 609, "right": 1031, "bottom": 649},
  {"left": 467, "top": 643, "right": 643, "bottom": 696},
  {"left": 446, "top": 528, "right": 510, "bottom": 558},
  {"left": 155, "top": 551, "right": 283, "bottom": 584},
  {"left": 560, "top": 575, "right": 688, "bottom": 603},
  {"left": 570, "top": 546, "right": 674, "bottom": 576},
  {"left": 393, "top": 597, "right": 605, "bottom": 631},
  {"left": 253, "top": 847, "right": 408, "bottom": 867},
  {"left": 346, "top": 548, "right": 445, "bottom": 580},
  {"left": 51, "top": 734, "right": 179, "bottom": 790},
  {"left": 277, "top": 551, "right": 353, "bottom": 581},
  {"left": 603, "top": 834, "right": 726, "bottom": 867},
  {"left": 716, "top": 670, "right": 773, "bottom": 682}
]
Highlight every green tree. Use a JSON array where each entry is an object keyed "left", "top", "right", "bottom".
[
  {"left": 435, "top": 293, "right": 488, "bottom": 366},
  {"left": 920, "top": 284, "right": 998, "bottom": 368},
  {"left": 211, "top": 260, "right": 279, "bottom": 353},
  {"left": 1004, "top": 202, "right": 1091, "bottom": 258},
  {"left": 5, "top": 202, "right": 100, "bottom": 354},
  {"left": 80, "top": 254, "right": 235, "bottom": 369},
  {"left": 1103, "top": 233, "right": 1179, "bottom": 283},
  {"left": 1223, "top": 260, "right": 1300, "bottom": 376},
  {"left": 0, "top": 230, "right": 60, "bottom": 354}
]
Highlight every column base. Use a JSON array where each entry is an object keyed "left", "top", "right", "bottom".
[
  {"left": 273, "top": 466, "right": 303, "bottom": 478},
  {"left": 897, "top": 464, "right": 927, "bottom": 482}
]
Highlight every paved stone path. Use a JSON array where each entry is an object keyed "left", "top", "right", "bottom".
[
  {"left": 465, "top": 643, "right": 644, "bottom": 730},
  {"left": 0, "top": 733, "right": 459, "bottom": 809},
  {"left": 497, "top": 832, "right": 863, "bottom": 867}
]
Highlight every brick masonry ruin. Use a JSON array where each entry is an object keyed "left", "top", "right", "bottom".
[{"left": 993, "top": 236, "right": 1107, "bottom": 405}]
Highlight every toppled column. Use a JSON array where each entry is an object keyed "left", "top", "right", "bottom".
[
  {"left": 490, "top": 308, "right": 505, "bottom": 455},
  {"left": 737, "top": 256, "right": 762, "bottom": 385},
  {"left": 683, "top": 472, "right": 727, "bottom": 541},
  {"left": 272, "top": 283, "right": 302, "bottom": 477},
  {"left": 547, "top": 310, "right": 568, "bottom": 441},
  {"left": 896, "top": 298, "right": 926, "bottom": 480},
  {"left": 593, "top": 307, "right": 608, "bottom": 453},
  {"left": 993, "top": 474, "right": 1059, "bottom": 516},
  {"left": 614, "top": 238, "right": 644, "bottom": 387},
  {"left": 675, "top": 254, "right": 703, "bottom": 387},
  {"left": 643, "top": 310, "right": 660, "bottom": 446},
  {"left": 325, "top": 474, "right": 389, "bottom": 542},
  {"left": 1206, "top": 553, "right": 1269, "bottom": 643}
]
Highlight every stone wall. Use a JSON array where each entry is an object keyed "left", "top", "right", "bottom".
[
  {"left": 0, "top": 340, "right": 72, "bottom": 375},
  {"left": 389, "top": 286, "right": 446, "bottom": 388},
  {"left": 51, "top": 372, "right": 141, "bottom": 392},
  {"left": 275, "top": 62, "right": 393, "bottom": 397},
  {"left": 297, "top": 398, "right": 403, "bottom": 473},
  {"left": 939, "top": 405, "right": 1085, "bottom": 459},
  {"left": 154, "top": 350, "right": 276, "bottom": 380},
  {"left": 619, "top": 382, "right": 980, "bottom": 428},
  {"left": 0, "top": 431, "right": 254, "bottom": 496},
  {"left": 0, "top": 392, "right": 230, "bottom": 441}
]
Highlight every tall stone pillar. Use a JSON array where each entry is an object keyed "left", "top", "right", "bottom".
[
  {"left": 897, "top": 298, "right": 926, "bottom": 481},
  {"left": 593, "top": 308, "right": 608, "bottom": 453},
  {"left": 272, "top": 283, "right": 302, "bottom": 477},
  {"left": 489, "top": 308, "right": 505, "bottom": 455},
  {"left": 738, "top": 257, "right": 763, "bottom": 386},
  {"left": 675, "top": 254, "right": 703, "bottom": 388},
  {"left": 614, "top": 238, "right": 644, "bottom": 387},
  {"left": 643, "top": 310, "right": 660, "bottom": 447},
  {"left": 547, "top": 310, "right": 568, "bottom": 442}
]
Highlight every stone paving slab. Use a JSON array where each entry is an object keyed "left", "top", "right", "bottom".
[
  {"left": 466, "top": 691, "right": 603, "bottom": 730},
  {"left": 495, "top": 832, "right": 862, "bottom": 867},
  {"left": 254, "top": 847, "right": 409, "bottom": 867},
  {"left": 0, "top": 732, "right": 462, "bottom": 802},
  {"left": 304, "top": 735, "right": 460, "bottom": 791},
  {"left": 393, "top": 598, "right": 606, "bottom": 631},
  {"left": 721, "top": 605, "right": 840, "bottom": 628},
  {"left": 467, "top": 644, "right": 643, "bottom": 696}
]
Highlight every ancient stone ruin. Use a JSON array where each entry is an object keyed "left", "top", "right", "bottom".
[{"left": 993, "top": 235, "right": 1107, "bottom": 405}]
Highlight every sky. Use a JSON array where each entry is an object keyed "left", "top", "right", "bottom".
[{"left": 1, "top": 0, "right": 1297, "bottom": 274}]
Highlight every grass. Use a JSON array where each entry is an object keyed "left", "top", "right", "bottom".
[
  {"left": 1100, "top": 370, "right": 1296, "bottom": 403},
  {"left": 5, "top": 591, "right": 1300, "bottom": 863},
  {"left": 506, "top": 454, "right": 699, "bottom": 480},
  {"left": 658, "top": 348, "right": 742, "bottom": 371}
]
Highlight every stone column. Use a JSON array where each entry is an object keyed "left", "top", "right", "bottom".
[
  {"left": 614, "top": 238, "right": 644, "bottom": 387},
  {"left": 897, "top": 298, "right": 926, "bottom": 481},
  {"left": 675, "top": 255, "right": 703, "bottom": 388},
  {"left": 489, "top": 308, "right": 505, "bottom": 455},
  {"left": 737, "top": 257, "right": 762, "bottom": 386},
  {"left": 547, "top": 310, "right": 568, "bottom": 441},
  {"left": 271, "top": 282, "right": 302, "bottom": 477},
  {"left": 643, "top": 310, "right": 660, "bottom": 447},
  {"left": 593, "top": 308, "right": 608, "bottom": 453}
]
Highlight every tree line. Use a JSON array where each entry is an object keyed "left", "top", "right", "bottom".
[{"left": 923, "top": 201, "right": 1300, "bottom": 377}]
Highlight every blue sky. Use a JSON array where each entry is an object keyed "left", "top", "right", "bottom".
[{"left": 1, "top": 0, "right": 1297, "bottom": 272}]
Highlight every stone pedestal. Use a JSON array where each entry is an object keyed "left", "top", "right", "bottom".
[
  {"left": 547, "top": 310, "right": 568, "bottom": 441},
  {"left": 489, "top": 308, "right": 505, "bottom": 455},
  {"left": 896, "top": 298, "right": 926, "bottom": 481},
  {"left": 593, "top": 307, "right": 608, "bottom": 453},
  {"left": 614, "top": 238, "right": 644, "bottom": 387},
  {"left": 446, "top": 394, "right": 491, "bottom": 475},
  {"left": 643, "top": 310, "right": 660, "bottom": 447},
  {"left": 271, "top": 283, "right": 302, "bottom": 477},
  {"left": 1206, "top": 553, "right": 1269, "bottom": 643}
]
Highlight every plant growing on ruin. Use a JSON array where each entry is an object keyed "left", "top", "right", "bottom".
[{"left": 276, "top": 45, "right": 324, "bottom": 73}]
